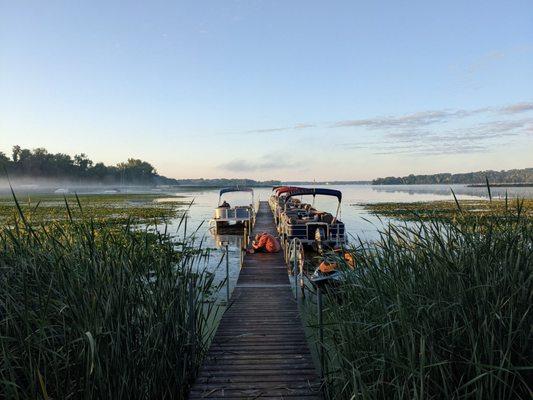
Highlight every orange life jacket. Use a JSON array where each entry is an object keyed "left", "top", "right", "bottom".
[{"left": 318, "top": 252, "right": 355, "bottom": 273}]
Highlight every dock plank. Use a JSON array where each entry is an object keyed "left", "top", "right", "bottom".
[{"left": 188, "top": 202, "right": 321, "bottom": 399}]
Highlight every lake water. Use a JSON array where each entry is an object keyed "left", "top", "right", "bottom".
[{"left": 162, "top": 184, "right": 533, "bottom": 291}]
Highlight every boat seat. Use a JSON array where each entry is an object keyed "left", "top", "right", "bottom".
[{"left": 320, "top": 213, "right": 334, "bottom": 224}]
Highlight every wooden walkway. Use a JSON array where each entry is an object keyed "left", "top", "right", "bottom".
[{"left": 189, "top": 201, "right": 321, "bottom": 399}]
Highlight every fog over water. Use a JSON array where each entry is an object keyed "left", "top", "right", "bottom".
[{"left": 0, "top": 178, "right": 161, "bottom": 195}]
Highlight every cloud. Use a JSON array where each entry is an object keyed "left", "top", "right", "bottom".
[
  {"left": 339, "top": 117, "right": 532, "bottom": 157},
  {"left": 331, "top": 107, "right": 498, "bottom": 130},
  {"left": 499, "top": 102, "right": 533, "bottom": 114},
  {"left": 219, "top": 154, "right": 299, "bottom": 172},
  {"left": 245, "top": 127, "right": 287, "bottom": 134},
  {"left": 294, "top": 123, "right": 315, "bottom": 129},
  {"left": 332, "top": 110, "right": 458, "bottom": 129},
  {"left": 389, "top": 119, "right": 529, "bottom": 142},
  {"left": 244, "top": 123, "right": 315, "bottom": 134},
  {"left": 330, "top": 102, "right": 531, "bottom": 131},
  {"left": 241, "top": 102, "right": 533, "bottom": 135},
  {"left": 372, "top": 144, "right": 488, "bottom": 156},
  {"left": 338, "top": 143, "right": 372, "bottom": 150}
]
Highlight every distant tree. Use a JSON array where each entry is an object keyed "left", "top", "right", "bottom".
[
  {"left": 74, "top": 153, "right": 93, "bottom": 172},
  {"left": 3, "top": 144, "right": 288, "bottom": 187},
  {"left": 373, "top": 168, "right": 533, "bottom": 185},
  {"left": 0, "top": 152, "right": 11, "bottom": 171},
  {"left": 90, "top": 162, "right": 109, "bottom": 180},
  {"left": 117, "top": 159, "right": 157, "bottom": 183},
  {"left": 51, "top": 153, "right": 75, "bottom": 176},
  {"left": 12, "top": 145, "right": 21, "bottom": 163},
  {"left": 29, "top": 148, "right": 50, "bottom": 176}
]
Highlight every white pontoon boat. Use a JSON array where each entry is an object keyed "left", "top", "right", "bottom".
[{"left": 211, "top": 187, "right": 255, "bottom": 232}]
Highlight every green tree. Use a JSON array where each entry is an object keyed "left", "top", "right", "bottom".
[
  {"left": 0, "top": 152, "right": 11, "bottom": 170},
  {"left": 117, "top": 159, "right": 157, "bottom": 183},
  {"left": 12, "top": 145, "right": 21, "bottom": 163},
  {"left": 74, "top": 153, "right": 93, "bottom": 172}
]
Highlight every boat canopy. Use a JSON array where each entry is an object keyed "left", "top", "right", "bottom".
[
  {"left": 275, "top": 186, "right": 307, "bottom": 196},
  {"left": 219, "top": 186, "right": 254, "bottom": 196},
  {"left": 283, "top": 188, "right": 342, "bottom": 202},
  {"left": 273, "top": 185, "right": 291, "bottom": 194}
]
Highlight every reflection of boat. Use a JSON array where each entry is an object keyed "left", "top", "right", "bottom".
[
  {"left": 277, "top": 188, "right": 346, "bottom": 249},
  {"left": 212, "top": 233, "right": 243, "bottom": 248},
  {"left": 211, "top": 187, "right": 255, "bottom": 232}
]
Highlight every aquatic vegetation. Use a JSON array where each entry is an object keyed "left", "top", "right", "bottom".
[
  {"left": 0, "top": 193, "right": 187, "bottom": 225},
  {"left": 0, "top": 196, "right": 223, "bottom": 399},
  {"left": 358, "top": 198, "right": 533, "bottom": 222},
  {"left": 317, "top": 201, "right": 532, "bottom": 399}
]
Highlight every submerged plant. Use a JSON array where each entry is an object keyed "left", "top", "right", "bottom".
[{"left": 0, "top": 194, "right": 222, "bottom": 399}]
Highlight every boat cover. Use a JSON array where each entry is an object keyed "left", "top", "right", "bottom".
[
  {"left": 219, "top": 186, "right": 254, "bottom": 196},
  {"left": 275, "top": 186, "right": 307, "bottom": 196},
  {"left": 283, "top": 188, "right": 342, "bottom": 202}
]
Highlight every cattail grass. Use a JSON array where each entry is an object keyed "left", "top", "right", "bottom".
[
  {"left": 0, "top": 195, "right": 222, "bottom": 399},
  {"left": 317, "top": 200, "right": 532, "bottom": 399}
]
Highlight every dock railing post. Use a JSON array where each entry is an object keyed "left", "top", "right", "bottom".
[
  {"left": 293, "top": 240, "right": 298, "bottom": 302},
  {"left": 241, "top": 224, "right": 248, "bottom": 269},
  {"left": 317, "top": 286, "right": 324, "bottom": 380},
  {"left": 225, "top": 243, "right": 230, "bottom": 304},
  {"left": 300, "top": 252, "right": 305, "bottom": 299}
]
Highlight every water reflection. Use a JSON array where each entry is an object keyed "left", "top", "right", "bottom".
[
  {"left": 172, "top": 184, "right": 532, "bottom": 252},
  {"left": 372, "top": 184, "right": 533, "bottom": 199},
  {"left": 24, "top": 183, "right": 526, "bottom": 293},
  {"left": 211, "top": 232, "right": 243, "bottom": 249}
]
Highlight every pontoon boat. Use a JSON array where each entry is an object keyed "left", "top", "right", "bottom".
[
  {"left": 269, "top": 186, "right": 307, "bottom": 225},
  {"left": 211, "top": 186, "right": 255, "bottom": 232},
  {"left": 277, "top": 188, "right": 346, "bottom": 250}
]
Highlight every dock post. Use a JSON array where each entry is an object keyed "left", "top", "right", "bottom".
[
  {"left": 241, "top": 223, "right": 248, "bottom": 269},
  {"left": 225, "top": 243, "right": 230, "bottom": 304},
  {"left": 300, "top": 256, "right": 305, "bottom": 299},
  {"left": 293, "top": 242, "right": 298, "bottom": 301}
]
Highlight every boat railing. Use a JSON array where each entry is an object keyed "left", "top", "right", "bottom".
[
  {"left": 214, "top": 206, "right": 252, "bottom": 220},
  {"left": 239, "top": 210, "right": 257, "bottom": 268},
  {"left": 285, "top": 238, "right": 305, "bottom": 301}
]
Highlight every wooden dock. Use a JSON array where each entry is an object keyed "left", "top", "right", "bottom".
[{"left": 188, "top": 201, "right": 321, "bottom": 399}]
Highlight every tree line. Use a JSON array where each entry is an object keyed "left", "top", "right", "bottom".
[
  {"left": 0, "top": 145, "right": 165, "bottom": 185},
  {"left": 0, "top": 146, "right": 282, "bottom": 187},
  {"left": 372, "top": 168, "right": 533, "bottom": 185}
]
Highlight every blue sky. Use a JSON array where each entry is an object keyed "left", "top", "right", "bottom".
[{"left": 1, "top": 0, "right": 532, "bottom": 180}]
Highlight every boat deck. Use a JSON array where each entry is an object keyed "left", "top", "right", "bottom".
[{"left": 188, "top": 201, "right": 321, "bottom": 399}]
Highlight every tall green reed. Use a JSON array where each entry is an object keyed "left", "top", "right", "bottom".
[
  {"left": 317, "top": 198, "right": 532, "bottom": 399},
  {"left": 0, "top": 194, "right": 222, "bottom": 399}
]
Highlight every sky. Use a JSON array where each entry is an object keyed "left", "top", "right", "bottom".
[{"left": 1, "top": 0, "right": 532, "bottom": 181}]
